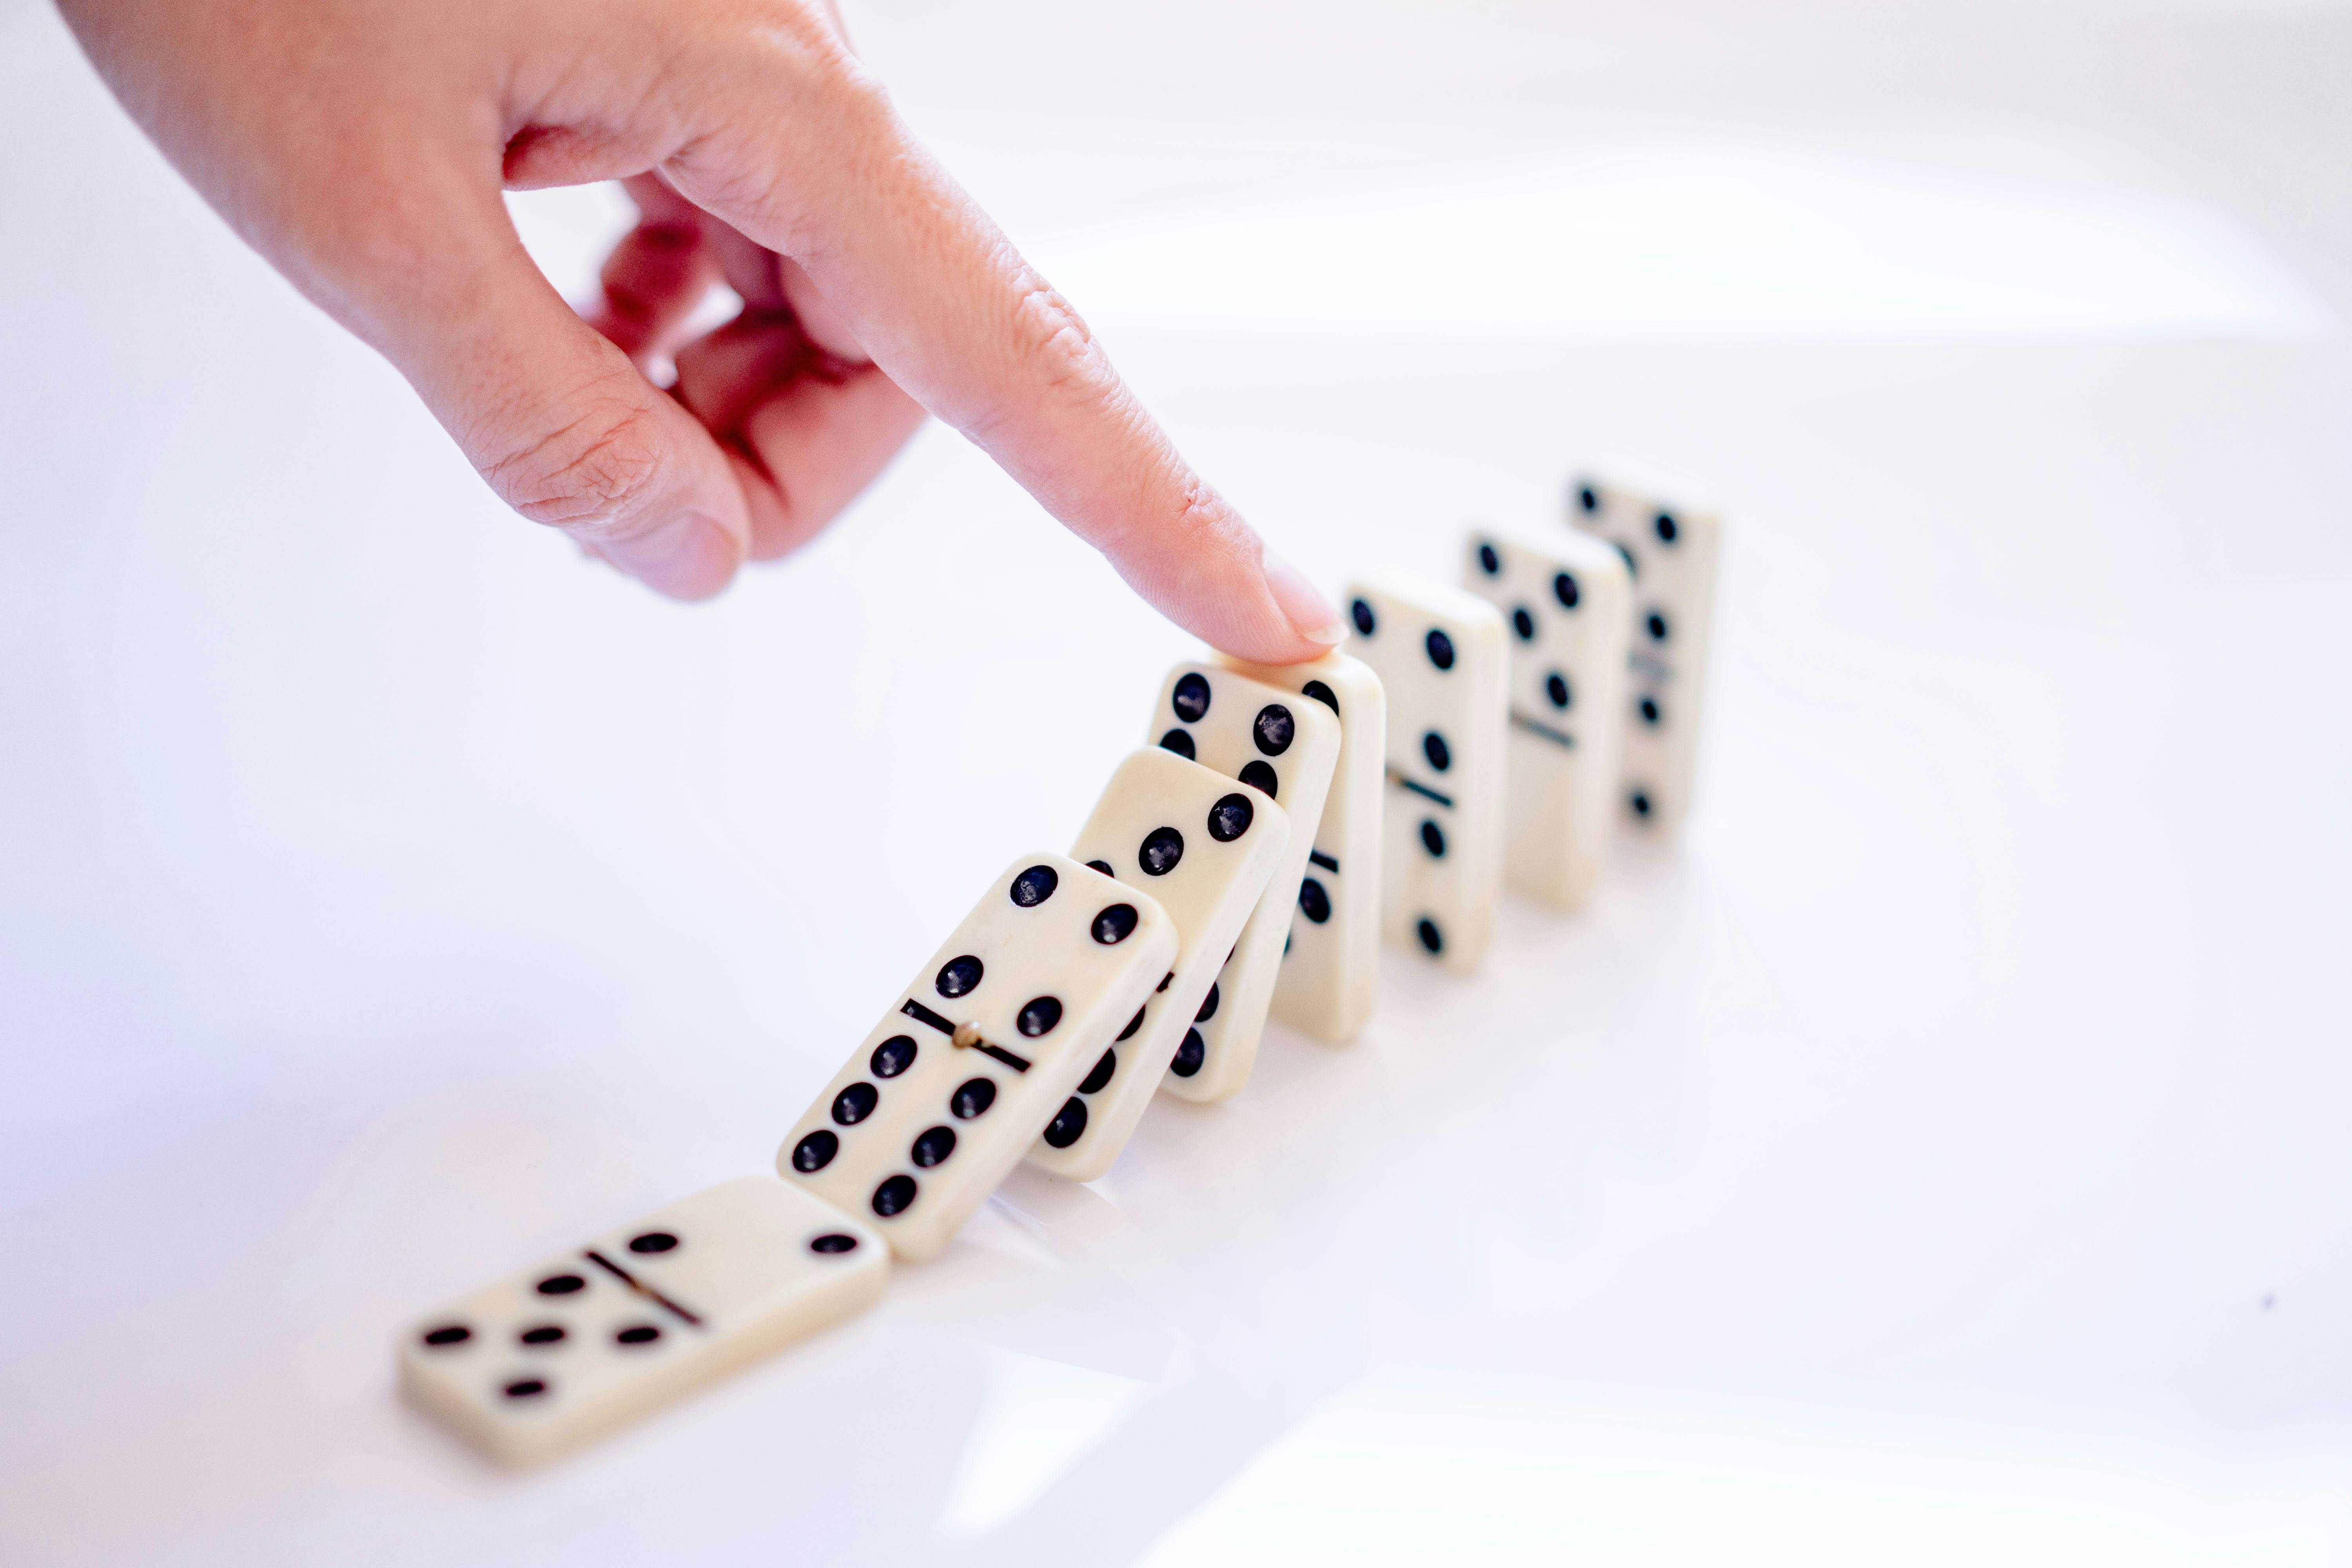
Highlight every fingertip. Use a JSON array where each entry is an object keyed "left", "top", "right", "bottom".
[{"left": 1258, "top": 549, "right": 1348, "bottom": 657}]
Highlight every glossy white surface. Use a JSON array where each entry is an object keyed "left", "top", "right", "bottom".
[{"left": 5, "top": 0, "right": 2351, "bottom": 1562}]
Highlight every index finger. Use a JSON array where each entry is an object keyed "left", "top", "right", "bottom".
[{"left": 664, "top": 52, "right": 1343, "bottom": 663}]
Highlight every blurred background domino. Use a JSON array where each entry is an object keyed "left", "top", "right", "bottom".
[
  {"left": 1568, "top": 477, "right": 1724, "bottom": 836},
  {"left": 1463, "top": 528, "right": 1630, "bottom": 909}
]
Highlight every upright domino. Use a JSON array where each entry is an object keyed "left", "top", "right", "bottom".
[
  {"left": 1142, "top": 664, "right": 1339, "bottom": 1099},
  {"left": 400, "top": 1175, "right": 889, "bottom": 1466},
  {"left": 1345, "top": 574, "right": 1508, "bottom": 972},
  {"left": 1569, "top": 477, "right": 1724, "bottom": 833},
  {"left": 1462, "top": 529, "right": 1630, "bottom": 908},
  {"left": 1025, "top": 748, "right": 1289, "bottom": 1179},
  {"left": 1216, "top": 652, "right": 1385, "bottom": 1042},
  {"left": 778, "top": 854, "right": 1176, "bottom": 1257}
]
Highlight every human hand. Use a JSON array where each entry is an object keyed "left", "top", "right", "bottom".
[{"left": 57, "top": 0, "right": 1345, "bottom": 661}]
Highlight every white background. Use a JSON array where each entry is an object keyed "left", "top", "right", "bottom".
[{"left": 3, "top": 0, "right": 2349, "bottom": 1562}]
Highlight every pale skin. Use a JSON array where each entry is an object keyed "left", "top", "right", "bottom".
[{"left": 56, "top": 0, "right": 1345, "bottom": 662}]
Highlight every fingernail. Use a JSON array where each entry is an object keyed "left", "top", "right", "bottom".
[
  {"left": 604, "top": 511, "right": 742, "bottom": 601},
  {"left": 1262, "top": 550, "right": 1346, "bottom": 646}
]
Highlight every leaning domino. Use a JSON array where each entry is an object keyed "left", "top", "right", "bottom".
[
  {"left": 1143, "top": 664, "right": 1338, "bottom": 1100},
  {"left": 1025, "top": 748, "right": 1289, "bottom": 1179},
  {"left": 1463, "top": 528, "right": 1630, "bottom": 909},
  {"left": 778, "top": 854, "right": 1176, "bottom": 1257},
  {"left": 1569, "top": 477, "right": 1724, "bottom": 834},
  {"left": 1344, "top": 573, "right": 1508, "bottom": 972},
  {"left": 400, "top": 1175, "right": 889, "bottom": 1466},
  {"left": 1216, "top": 652, "right": 1383, "bottom": 1043}
]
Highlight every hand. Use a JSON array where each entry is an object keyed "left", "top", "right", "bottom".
[{"left": 57, "top": 0, "right": 1345, "bottom": 661}]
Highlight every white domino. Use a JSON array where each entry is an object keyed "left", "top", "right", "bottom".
[
  {"left": 1140, "top": 664, "right": 1339, "bottom": 1098},
  {"left": 1462, "top": 528, "right": 1631, "bottom": 909},
  {"left": 1027, "top": 748, "right": 1290, "bottom": 1176},
  {"left": 778, "top": 854, "right": 1176, "bottom": 1256},
  {"left": 399, "top": 1175, "right": 889, "bottom": 1466},
  {"left": 1216, "top": 653, "right": 1383, "bottom": 1043},
  {"left": 1569, "top": 477, "right": 1724, "bottom": 834},
  {"left": 1344, "top": 573, "right": 1508, "bottom": 972}
]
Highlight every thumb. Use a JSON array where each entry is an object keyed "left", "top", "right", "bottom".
[{"left": 352, "top": 192, "right": 750, "bottom": 599}]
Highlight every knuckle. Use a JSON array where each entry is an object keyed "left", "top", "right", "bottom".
[
  {"left": 1174, "top": 471, "right": 1220, "bottom": 531},
  {"left": 1009, "top": 274, "right": 1113, "bottom": 397},
  {"left": 969, "top": 270, "right": 1122, "bottom": 442},
  {"left": 670, "top": 33, "right": 892, "bottom": 245},
  {"left": 481, "top": 381, "right": 672, "bottom": 530},
  {"left": 693, "top": 1, "right": 881, "bottom": 116},
  {"left": 1167, "top": 468, "right": 1252, "bottom": 560},
  {"left": 1175, "top": 471, "right": 1239, "bottom": 546}
]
